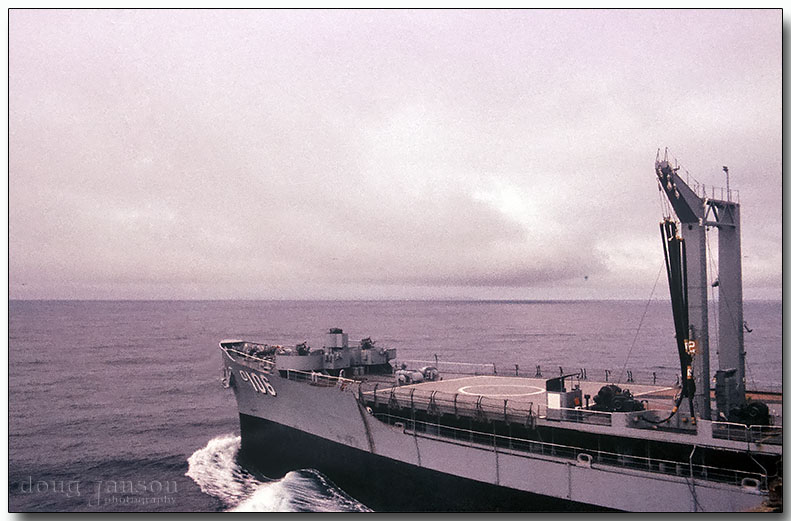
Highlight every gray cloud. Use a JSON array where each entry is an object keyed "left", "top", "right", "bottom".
[{"left": 9, "top": 9, "right": 781, "bottom": 299}]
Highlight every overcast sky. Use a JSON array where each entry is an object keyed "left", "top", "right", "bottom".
[{"left": 9, "top": 9, "right": 782, "bottom": 300}]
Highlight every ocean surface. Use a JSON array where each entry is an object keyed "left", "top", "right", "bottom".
[{"left": 8, "top": 299, "right": 782, "bottom": 512}]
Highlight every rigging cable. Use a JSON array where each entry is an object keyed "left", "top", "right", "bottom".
[
  {"left": 705, "top": 234, "right": 758, "bottom": 392},
  {"left": 616, "top": 262, "right": 664, "bottom": 385},
  {"left": 706, "top": 226, "right": 719, "bottom": 362}
]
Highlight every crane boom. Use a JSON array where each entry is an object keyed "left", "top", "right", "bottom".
[{"left": 654, "top": 151, "right": 747, "bottom": 421}]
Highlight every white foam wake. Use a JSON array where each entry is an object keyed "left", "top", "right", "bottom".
[
  {"left": 186, "top": 434, "right": 371, "bottom": 512},
  {"left": 185, "top": 434, "right": 261, "bottom": 507}
]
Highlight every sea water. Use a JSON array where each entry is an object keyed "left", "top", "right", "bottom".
[{"left": 8, "top": 300, "right": 782, "bottom": 512}]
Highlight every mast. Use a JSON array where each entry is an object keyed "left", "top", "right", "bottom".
[
  {"left": 655, "top": 156, "right": 710, "bottom": 420},
  {"left": 655, "top": 152, "right": 747, "bottom": 421},
  {"left": 709, "top": 176, "right": 746, "bottom": 415}
]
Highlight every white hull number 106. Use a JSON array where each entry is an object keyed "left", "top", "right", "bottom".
[{"left": 238, "top": 369, "right": 277, "bottom": 396}]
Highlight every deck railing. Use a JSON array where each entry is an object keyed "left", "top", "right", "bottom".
[
  {"left": 395, "top": 358, "right": 781, "bottom": 394},
  {"left": 223, "top": 346, "right": 360, "bottom": 392},
  {"left": 395, "top": 359, "right": 679, "bottom": 387},
  {"left": 361, "top": 384, "right": 617, "bottom": 427},
  {"left": 712, "top": 421, "right": 783, "bottom": 446},
  {"left": 363, "top": 384, "right": 540, "bottom": 424},
  {"left": 748, "top": 425, "right": 783, "bottom": 445},
  {"left": 374, "top": 413, "right": 767, "bottom": 490},
  {"left": 221, "top": 347, "right": 277, "bottom": 372},
  {"left": 281, "top": 367, "right": 357, "bottom": 388},
  {"left": 225, "top": 349, "right": 780, "bottom": 394},
  {"left": 545, "top": 407, "right": 613, "bottom": 426}
]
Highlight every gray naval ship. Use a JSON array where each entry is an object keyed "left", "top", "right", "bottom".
[{"left": 219, "top": 152, "right": 782, "bottom": 512}]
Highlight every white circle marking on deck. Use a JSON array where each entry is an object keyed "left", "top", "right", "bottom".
[{"left": 457, "top": 384, "right": 545, "bottom": 397}]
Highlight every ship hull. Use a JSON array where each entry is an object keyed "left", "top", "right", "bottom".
[
  {"left": 222, "top": 353, "right": 768, "bottom": 512},
  {"left": 237, "top": 412, "right": 608, "bottom": 512}
]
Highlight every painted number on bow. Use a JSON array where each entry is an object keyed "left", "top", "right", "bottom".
[{"left": 238, "top": 369, "right": 277, "bottom": 396}]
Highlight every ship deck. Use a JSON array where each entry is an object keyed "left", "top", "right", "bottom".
[
  {"left": 365, "top": 375, "right": 675, "bottom": 411},
  {"left": 361, "top": 374, "right": 782, "bottom": 419}
]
